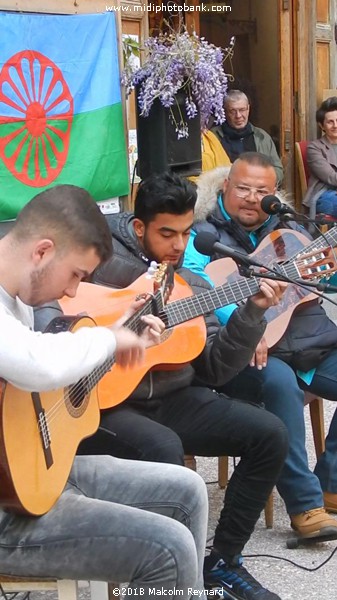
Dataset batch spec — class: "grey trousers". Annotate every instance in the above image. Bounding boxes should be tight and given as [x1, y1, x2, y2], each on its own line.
[0, 456, 208, 599]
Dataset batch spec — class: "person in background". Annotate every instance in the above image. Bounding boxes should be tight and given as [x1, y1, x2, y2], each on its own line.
[211, 89, 283, 184]
[303, 96, 337, 218]
[0, 184, 208, 598]
[188, 130, 231, 186]
[183, 151, 337, 544]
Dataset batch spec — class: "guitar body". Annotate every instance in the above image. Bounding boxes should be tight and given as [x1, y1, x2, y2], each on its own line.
[205, 229, 316, 347]
[0, 316, 100, 516]
[60, 272, 206, 410]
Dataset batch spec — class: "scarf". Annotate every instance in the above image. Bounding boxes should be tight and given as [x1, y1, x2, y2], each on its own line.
[220, 121, 256, 161]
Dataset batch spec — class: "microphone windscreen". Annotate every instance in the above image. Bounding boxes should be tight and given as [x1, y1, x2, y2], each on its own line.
[193, 231, 218, 256]
[260, 195, 281, 215]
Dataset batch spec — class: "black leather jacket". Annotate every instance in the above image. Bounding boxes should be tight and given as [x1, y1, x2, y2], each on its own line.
[91, 212, 268, 401]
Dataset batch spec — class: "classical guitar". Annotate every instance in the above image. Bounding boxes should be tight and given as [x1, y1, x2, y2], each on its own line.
[205, 227, 337, 347]
[60, 232, 337, 411]
[0, 264, 172, 516]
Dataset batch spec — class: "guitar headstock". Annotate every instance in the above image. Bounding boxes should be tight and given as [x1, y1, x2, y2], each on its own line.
[146, 261, 174, 305]
[296, 246, 337, 280]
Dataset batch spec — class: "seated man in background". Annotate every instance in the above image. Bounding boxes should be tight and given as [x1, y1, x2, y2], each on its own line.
[303, 96, 337, 218]
[211, 89, 283, 185]
[79, 171, 288, 600]
[183, 151, 337, 543]
[0, 184, 208, 598]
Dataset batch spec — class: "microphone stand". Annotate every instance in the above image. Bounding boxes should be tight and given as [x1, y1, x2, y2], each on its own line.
[280, 214, 337, 225]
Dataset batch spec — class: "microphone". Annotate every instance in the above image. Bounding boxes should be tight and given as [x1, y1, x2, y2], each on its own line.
[261, 194, 337, 226]
[193, 231, 264, 268]
[261, 195, 296, 216]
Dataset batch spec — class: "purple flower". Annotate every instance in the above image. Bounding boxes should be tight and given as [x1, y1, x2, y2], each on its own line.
[122, 29, 234, 139]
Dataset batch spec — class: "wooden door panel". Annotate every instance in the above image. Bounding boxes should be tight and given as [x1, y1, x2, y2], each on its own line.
[316, 42, 331, 104]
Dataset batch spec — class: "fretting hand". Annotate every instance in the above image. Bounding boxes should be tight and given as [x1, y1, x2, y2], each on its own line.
[250, 277, 287, 310]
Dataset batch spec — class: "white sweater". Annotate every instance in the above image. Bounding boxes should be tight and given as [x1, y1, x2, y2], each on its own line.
[0, 286, 116, 392]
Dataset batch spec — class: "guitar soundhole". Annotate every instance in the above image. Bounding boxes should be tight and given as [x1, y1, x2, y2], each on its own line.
[65, 378, 90, 418]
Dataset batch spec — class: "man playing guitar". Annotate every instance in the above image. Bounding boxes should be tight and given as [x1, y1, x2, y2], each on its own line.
[184, 151, 337, 544]
[0, 184, 210, 598]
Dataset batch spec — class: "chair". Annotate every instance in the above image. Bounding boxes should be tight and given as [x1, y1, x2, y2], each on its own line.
[294, 140, 310, 200]
[0, 577, 105, 599]
[185, 393, 325, 529]
[0, 577, 80, 599]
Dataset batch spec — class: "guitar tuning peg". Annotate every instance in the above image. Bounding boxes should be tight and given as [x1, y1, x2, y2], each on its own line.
[146, 261, 159, 277]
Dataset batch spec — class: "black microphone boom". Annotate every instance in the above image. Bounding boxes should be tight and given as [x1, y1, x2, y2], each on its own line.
[261, 195, 296, 216]
[193, 231, 265, 268]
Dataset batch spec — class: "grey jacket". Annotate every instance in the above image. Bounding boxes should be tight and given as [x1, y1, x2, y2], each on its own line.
[92, 212, 268, 401]
[302, 135, 337, 217]
[212, 123, 284, 184]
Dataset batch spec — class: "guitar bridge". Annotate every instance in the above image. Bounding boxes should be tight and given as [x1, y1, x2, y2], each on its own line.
[32, 392, 54, 469]
[38, 409, 51, 450]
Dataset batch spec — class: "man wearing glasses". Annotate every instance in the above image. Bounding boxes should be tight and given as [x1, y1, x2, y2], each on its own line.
[212, 89, 283, 184]
[183, 150, 337, 545]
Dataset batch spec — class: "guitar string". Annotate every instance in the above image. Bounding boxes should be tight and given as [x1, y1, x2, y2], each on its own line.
[40, 299, 155, 431]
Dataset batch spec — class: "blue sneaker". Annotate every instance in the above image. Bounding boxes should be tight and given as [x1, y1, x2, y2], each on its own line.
[203, 553, 281, 600]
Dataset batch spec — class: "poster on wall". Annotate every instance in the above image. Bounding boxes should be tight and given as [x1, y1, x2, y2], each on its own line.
[0, 11, 129, 220]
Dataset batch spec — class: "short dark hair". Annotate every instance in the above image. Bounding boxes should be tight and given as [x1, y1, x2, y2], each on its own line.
[13, 184, 112, 262]
[316, 97, 337, 125]
[134, 171, 197, 225]
[233, 151, 275, 170]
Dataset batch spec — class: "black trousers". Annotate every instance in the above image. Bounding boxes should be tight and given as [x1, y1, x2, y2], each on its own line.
[79, 386, 288, 560]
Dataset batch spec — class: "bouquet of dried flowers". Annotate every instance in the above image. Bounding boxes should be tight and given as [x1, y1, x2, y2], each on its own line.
[122, 28, 234, 139]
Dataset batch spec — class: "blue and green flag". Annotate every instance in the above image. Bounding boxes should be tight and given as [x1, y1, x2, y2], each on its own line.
[0, 11, 129, 219]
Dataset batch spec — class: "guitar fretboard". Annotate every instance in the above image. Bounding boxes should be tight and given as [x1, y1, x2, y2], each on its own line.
[162, 259, 301, 327]
[73, 290, 163, 394]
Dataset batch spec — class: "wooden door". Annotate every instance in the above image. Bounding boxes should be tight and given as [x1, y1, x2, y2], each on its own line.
[309, 0, 336, 138]
[280, 0, 336, 207]
[278, 0, 294, 191]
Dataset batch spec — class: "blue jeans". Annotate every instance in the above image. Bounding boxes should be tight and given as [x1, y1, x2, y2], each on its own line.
[316, 189, 337, 217]
[0, 456, 208, 599]
[221, 350, 337, 515]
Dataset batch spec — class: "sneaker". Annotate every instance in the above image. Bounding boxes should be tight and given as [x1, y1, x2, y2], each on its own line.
[291, 507, 337, 537]
[203, 553, 281, 600]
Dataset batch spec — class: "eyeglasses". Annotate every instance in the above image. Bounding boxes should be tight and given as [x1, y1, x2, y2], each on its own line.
[226, 107, 249, 116]
[232, 184, 270, 202]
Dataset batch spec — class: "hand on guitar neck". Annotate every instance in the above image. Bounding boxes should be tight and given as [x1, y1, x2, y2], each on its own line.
[249, 276, 288, 310]
[113, 297, 166, 369]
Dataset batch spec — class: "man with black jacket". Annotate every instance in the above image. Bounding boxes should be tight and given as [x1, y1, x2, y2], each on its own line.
[77, 171, 288, 600]
[183, 151, 337, 543]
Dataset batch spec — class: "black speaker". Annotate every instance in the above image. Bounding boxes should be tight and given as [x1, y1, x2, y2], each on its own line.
[135, 89, 202, 180]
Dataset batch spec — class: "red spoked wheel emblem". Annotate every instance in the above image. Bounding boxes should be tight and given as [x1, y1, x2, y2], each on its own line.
[0, 50, 73, 186]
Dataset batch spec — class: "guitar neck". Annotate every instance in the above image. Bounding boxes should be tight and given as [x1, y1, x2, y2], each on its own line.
[85, 290, 163, 391]
[163, 260, 299, 328]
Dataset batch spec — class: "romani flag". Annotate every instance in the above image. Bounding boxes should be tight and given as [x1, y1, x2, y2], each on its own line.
[0, 11, 129, 220]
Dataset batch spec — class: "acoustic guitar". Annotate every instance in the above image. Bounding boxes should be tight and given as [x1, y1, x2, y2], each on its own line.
[205, 227, 337, 347]
[60, 229, 337, 411]
[0, 264, 173, 516]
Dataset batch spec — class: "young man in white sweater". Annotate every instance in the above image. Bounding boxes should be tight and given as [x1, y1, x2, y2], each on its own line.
[0, 184, 209, 598]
